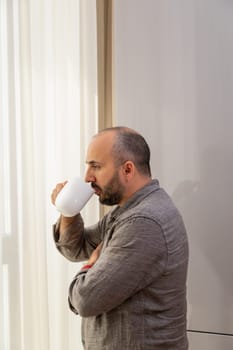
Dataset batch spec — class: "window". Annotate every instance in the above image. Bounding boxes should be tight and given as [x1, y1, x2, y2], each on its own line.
[0, 1, 98, 349]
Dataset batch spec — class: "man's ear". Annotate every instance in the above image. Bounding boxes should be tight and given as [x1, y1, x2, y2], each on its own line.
[122, 161, 134, 177]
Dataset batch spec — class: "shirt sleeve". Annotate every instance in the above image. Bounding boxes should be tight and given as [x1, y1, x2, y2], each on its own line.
[68, 215, 167, 317]
[53, 214, 102, 262]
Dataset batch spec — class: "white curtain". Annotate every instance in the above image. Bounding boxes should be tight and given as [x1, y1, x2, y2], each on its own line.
[0, 1, 98, 349]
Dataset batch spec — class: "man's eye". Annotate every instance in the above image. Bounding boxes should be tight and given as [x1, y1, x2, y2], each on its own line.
[92, 164, 100, 169]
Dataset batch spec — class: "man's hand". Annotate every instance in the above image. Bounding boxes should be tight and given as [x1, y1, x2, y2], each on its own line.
[87, 242, 103, 266]
[51, 181, 67, 205]
[51, 180, 77, 233]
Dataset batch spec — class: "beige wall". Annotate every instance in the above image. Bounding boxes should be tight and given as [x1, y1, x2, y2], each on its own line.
[113, 1, 233, 348]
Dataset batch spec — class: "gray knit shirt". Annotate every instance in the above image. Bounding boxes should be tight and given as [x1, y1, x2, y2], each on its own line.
[54, 179, 189, 350]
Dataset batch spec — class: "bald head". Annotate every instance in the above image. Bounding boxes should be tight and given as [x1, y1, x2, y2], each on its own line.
[94, 127, 151, 177]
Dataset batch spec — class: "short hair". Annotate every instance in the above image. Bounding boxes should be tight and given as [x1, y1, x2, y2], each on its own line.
[100, 126, 151, 177]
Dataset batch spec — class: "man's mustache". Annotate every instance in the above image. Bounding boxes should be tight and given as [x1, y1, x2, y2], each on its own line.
[91, 183, 101, 191]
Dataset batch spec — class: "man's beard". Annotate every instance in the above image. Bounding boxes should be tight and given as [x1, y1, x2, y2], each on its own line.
[92, 171, 125, 206]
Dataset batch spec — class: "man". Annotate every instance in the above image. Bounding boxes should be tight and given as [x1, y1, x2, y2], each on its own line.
[51, 126, 189, 350]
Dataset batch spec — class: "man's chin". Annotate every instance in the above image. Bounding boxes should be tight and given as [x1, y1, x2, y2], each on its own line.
[99, 196, 120, 206]
[99, 196, 110, 205]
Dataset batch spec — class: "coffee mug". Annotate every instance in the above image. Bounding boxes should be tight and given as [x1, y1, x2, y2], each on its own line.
[55, 176, 94, 217]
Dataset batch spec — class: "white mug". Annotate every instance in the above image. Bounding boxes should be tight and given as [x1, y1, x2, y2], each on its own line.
[55, 176, 94, 217]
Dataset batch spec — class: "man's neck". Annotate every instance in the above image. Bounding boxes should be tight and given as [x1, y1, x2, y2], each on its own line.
[119, 177, 152, 206]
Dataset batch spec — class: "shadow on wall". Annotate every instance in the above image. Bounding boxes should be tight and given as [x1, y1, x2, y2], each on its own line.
[172, 145, 233, 329]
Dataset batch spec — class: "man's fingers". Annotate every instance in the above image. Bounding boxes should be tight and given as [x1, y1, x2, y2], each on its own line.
[51, 181, 67, 205]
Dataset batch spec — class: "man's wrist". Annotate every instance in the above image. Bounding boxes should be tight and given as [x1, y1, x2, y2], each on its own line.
[81, 263, 93, 271]
[59, 214, 81, 237]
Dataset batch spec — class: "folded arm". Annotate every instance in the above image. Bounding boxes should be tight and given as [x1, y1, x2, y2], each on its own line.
[68, 216, 167, 317]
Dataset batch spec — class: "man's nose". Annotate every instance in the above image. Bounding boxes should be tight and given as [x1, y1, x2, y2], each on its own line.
[85, 169, 96, 183]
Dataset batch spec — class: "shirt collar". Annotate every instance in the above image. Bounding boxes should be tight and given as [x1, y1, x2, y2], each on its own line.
[109, 179, 160, 220]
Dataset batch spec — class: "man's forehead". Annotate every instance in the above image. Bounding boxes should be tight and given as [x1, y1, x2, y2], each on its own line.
[92, 130, 116, 143]
[86, 133, 114, 162]
[89, 132, 115, 150]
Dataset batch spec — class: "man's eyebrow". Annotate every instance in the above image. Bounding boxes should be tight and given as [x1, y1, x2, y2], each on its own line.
[86, 160, 103, 165]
